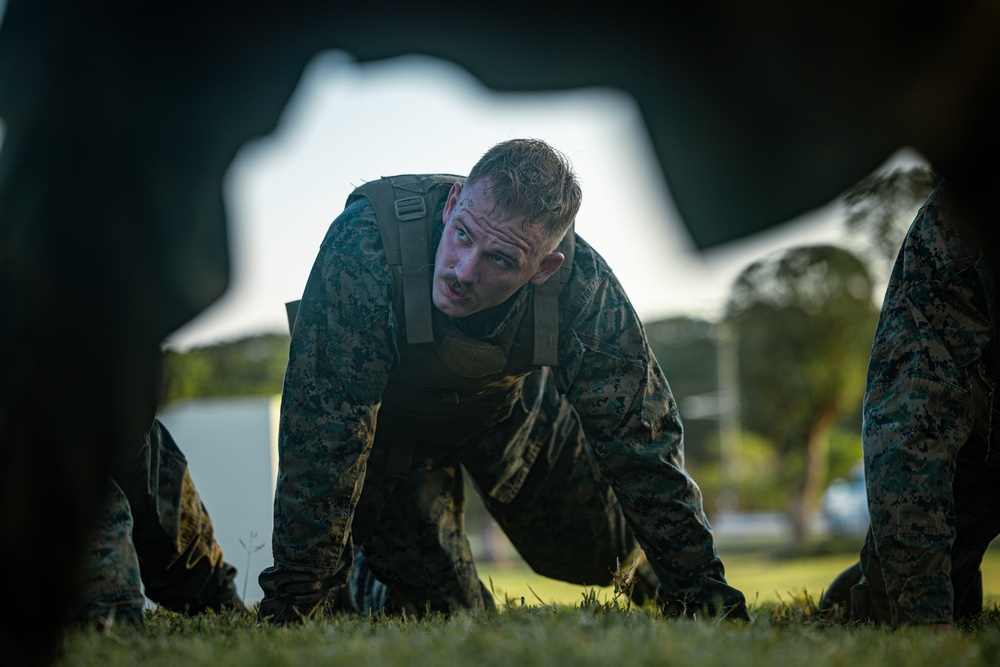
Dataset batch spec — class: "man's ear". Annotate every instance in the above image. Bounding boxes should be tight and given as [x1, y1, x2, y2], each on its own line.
[529, 252, 565, 286]
[441, 182, 463, 222]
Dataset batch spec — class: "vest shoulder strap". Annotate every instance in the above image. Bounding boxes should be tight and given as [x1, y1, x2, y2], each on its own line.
[532, 223, 574, 366]
[348, 174, 462, 345]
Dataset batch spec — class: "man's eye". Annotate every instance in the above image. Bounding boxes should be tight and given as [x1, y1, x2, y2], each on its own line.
[456, 228, 468, 240]
[491, 254, 508, 267]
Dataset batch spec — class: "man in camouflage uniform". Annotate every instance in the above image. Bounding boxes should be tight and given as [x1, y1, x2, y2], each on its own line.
[70, 418, 244, 627]
[258, 138, 747, 622]
[822, 184, 998, 629]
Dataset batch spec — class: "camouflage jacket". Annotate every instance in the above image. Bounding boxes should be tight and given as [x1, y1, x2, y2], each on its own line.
[266, 189, 744, 613]
[863, 184, 998, 625]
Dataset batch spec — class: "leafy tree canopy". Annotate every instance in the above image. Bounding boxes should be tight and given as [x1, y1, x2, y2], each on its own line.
[726, 244, 878, 451]
[840, 164, 941, 286]
[159, 332, 290, 403]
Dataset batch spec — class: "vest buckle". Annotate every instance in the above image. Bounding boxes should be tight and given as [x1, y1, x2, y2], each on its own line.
[394, 196, 427, 222]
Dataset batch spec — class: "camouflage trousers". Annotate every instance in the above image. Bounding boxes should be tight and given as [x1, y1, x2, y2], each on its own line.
[327, 368, 658, 617]
[69, 419, 242, 627]
[823, 437, 1000, 627]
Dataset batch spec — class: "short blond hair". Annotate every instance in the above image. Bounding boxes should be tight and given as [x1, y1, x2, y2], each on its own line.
[466, 138, 581, 247]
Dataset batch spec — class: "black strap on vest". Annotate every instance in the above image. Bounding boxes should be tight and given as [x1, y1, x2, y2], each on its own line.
[284, 300, 299, 332]
[533, 224, 574, 366]
[351, 174, 461, 345]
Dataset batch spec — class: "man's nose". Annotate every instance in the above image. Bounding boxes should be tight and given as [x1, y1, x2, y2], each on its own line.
[454, 253, 478, 284]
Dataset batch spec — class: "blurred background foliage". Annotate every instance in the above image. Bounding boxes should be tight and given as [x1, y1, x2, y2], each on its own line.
[160, 332, 290, 402]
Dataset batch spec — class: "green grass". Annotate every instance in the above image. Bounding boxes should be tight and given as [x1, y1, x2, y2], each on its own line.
[54, 594, 1000, 667]
[51, 543, 1000, 667]
[479, 550, 862, 609]
[480, 539, 1000, 609]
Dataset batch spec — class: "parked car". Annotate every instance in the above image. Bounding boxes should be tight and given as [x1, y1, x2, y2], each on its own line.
[820, 460, 869, 534]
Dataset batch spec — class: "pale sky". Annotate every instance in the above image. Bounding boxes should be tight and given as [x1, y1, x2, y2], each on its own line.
[164, 50, 852, 350]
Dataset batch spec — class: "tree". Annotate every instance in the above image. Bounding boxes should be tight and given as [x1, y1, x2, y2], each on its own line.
[725, 244, 879, 548]
[840, 164, 942, 289]
[159, 332, 291, 402]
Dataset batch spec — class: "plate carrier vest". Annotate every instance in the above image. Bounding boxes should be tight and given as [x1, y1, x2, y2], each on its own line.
[284, 175, 576, 538]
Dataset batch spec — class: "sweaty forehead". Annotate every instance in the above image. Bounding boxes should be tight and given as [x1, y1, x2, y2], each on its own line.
[455, 184, 519, 227]
[454, 180, 554, 252]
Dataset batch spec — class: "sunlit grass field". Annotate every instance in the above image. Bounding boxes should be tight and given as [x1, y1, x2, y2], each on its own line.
[479, 548, 864, 609]
[480, 537, 1000, 610]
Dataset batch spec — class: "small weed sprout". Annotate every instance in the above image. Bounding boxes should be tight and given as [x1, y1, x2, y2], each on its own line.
[527, 584, 559, 611]
[238, 530, 266, 602]
[610, 557, 639, 611]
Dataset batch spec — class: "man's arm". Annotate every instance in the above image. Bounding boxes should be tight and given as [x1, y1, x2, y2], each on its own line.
[259, 202, 396, 619]
[863, 193, 991, 626]
[555, 237, 747, 618]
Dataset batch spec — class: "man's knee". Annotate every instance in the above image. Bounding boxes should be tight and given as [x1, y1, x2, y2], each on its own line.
[71, 481, 146, 628]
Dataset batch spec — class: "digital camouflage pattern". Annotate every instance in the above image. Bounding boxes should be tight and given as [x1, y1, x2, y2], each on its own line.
[71, 480, 146, 626]
[847, 184, 998, 627]
[258, 188, 747, 622]
[71, 419, 243, 627]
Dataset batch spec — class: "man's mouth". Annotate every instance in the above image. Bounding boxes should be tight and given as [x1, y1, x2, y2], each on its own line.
[445, 278, 470, 302]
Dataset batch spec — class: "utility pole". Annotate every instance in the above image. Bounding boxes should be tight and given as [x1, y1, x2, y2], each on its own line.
[712, 321, 742, 511]
[676, 320, 743, 510]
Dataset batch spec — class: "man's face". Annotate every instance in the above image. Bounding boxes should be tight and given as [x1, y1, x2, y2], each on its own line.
[432, 179, 564, 319]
